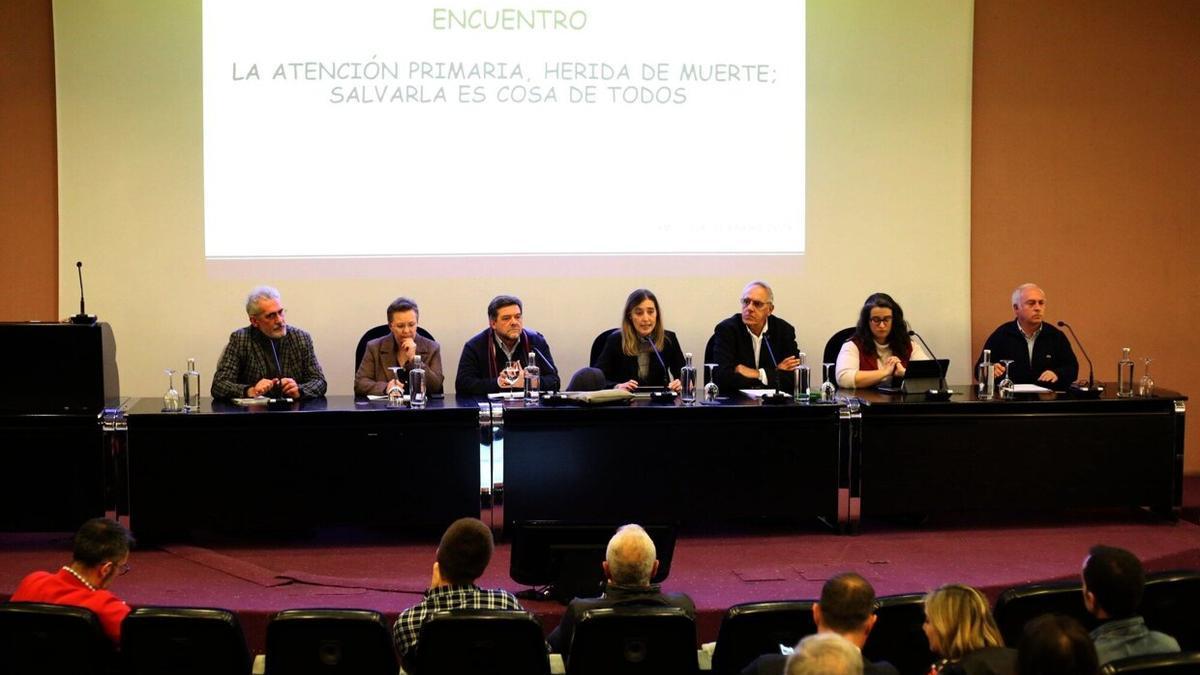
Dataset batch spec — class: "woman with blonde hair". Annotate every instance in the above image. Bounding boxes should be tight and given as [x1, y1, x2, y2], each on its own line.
[595, 288, 685, 392]
[923, 584, 1016, 675]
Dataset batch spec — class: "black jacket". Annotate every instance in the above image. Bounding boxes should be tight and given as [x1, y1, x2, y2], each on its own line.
[547, 583, 695, 657]
[595, 329, 687, 388]
[976, 320, 1078, 390]
[712, 314, 799, 392]
[454, 328, 561, 395]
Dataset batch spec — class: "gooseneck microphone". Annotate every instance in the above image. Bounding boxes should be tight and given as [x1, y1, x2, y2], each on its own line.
[523, 332, 558, 378]
[759, 332, 790, 404]
[907, 329, 951, 401]
[1057, 320, 1098, 397]
[643, 336, 672, 386]
[70, 261, 97, 325]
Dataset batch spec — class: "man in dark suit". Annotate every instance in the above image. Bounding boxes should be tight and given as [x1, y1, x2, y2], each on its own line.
[712, 280, 800, 393]
[455, 294, 561, 395]
[741, 572, 899, 675]
[975, 283, 1078, 390]
[547, 524, 695, 658]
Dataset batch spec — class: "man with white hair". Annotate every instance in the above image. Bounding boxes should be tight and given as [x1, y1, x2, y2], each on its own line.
[712, 280, 801, 393]
[211, 285, 328, 399]
[975, 282, 1078, 390]
[785, 633, 864, 675]
[546, 524, 695, 657]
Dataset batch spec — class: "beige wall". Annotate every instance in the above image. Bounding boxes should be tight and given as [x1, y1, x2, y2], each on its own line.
[0, 0, 56, 321]
[52, 1, 975, 402]
[971, 0, 1200, 471]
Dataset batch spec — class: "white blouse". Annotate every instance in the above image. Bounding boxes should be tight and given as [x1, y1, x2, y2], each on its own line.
[835, 339, 930, 389]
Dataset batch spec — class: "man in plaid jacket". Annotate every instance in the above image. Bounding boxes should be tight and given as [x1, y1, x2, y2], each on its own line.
[211, 286, 327, 400]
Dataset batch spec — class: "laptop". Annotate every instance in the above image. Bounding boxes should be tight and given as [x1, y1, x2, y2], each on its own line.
[876, 359, 950, 395]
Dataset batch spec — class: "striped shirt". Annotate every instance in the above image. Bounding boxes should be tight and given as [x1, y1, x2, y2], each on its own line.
[392, 583, 523, 660]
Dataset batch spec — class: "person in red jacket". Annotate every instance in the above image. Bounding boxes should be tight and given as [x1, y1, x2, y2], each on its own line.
[11, 517, 134, 643]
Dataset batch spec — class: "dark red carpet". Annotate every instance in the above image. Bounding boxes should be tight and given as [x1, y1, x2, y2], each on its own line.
[6, 490, 1200, 656]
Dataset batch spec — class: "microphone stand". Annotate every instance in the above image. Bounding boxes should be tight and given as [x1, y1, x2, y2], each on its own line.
[907, 330, 953, 401]
[1057, 320, 1101, 399]
[759, 332, 792, 405]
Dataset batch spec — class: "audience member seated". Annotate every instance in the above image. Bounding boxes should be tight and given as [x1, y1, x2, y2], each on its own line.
[923, 584, 1016, 675]
[547, 523, 695, 657]
[1082, 545, 1180, 666]
[742, 572, 899, 675]
[595, 288, 686, 392]
[353, 296, 444, 396]
[835, 293, 929, 389]
[1016, 614, 1099, 675]
[10, 518, 134, 644]
[786, 632, 864, 675]
[211, 285, 328, 399]
[391, 517, 523, 671]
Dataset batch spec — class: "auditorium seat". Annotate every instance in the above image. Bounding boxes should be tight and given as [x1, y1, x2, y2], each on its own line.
[265, 608, 397, 675]
[565, 606, 698, 675]
[710, 600, 816, 675]
[993, 580, 1093, 647]
[1142, 570, 1200, 651]
[122, 606, 251, 675]
[415, 609, 549, 675]
[862, 593, 935, 675]
[589, 328, 618, 367]
[1100, 651, 1200, 674]
[0, 601, 113, 675]
[822, 327, 856, 367]
[352, 325, 436, 373]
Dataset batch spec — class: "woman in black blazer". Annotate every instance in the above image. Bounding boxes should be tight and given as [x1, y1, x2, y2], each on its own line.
[596, 288, 686, 392]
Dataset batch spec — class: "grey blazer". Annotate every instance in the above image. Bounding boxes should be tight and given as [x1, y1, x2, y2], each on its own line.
[354, 333, 444, 396]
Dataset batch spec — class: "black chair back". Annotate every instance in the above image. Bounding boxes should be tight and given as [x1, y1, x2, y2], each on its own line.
[566, 606, 698, 675]
[590, 329, 618, 367]
[122, 606, 251, 675]
[265, 608, 397, 675]
[353, 325, 435, 372]
[862, 593, 934, 675]
[1142, 570, 1200, 651]
[822, 327, 856, 366]
[711, 600, 815, 675]
[993, 580, 1092, 647]
[0, 601, 113, 675]
[415, 609, 549, 675]
[1101, 651, 1200, 674]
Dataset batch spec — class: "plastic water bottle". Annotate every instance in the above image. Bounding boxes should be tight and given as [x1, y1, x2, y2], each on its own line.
[408, 354, 426, 408]
[680, 352, 696, 404]
[1117, 347, 1134, 398]
[794, 352, 811, 402]
[182, 358, 201, 411]
[523, 351, 540, 404]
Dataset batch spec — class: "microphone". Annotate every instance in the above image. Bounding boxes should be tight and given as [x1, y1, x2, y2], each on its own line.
[269, 338, 285, 398]
[1057, 320, 1100, 398]
[643, 336, 672, 386]
[69, 261, 97, 325]
[907, 329, 952, 401]
[759, 332, 791, 404]
[523, 331, 559, 378]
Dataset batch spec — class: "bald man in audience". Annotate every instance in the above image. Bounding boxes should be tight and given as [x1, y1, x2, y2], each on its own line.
[547, 524, 695, 658]
[742, 573, 898, 675]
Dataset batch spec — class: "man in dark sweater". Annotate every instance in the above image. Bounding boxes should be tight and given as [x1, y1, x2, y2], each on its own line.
[547, 524, 694, 659]
[976, 283, 1077, 390]
[741, 573, 899, 675]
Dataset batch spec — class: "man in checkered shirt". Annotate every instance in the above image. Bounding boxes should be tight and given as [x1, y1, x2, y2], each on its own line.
[392, 517, 524, 669]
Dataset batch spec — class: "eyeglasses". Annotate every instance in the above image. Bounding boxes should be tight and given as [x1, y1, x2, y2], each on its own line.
[740, 298, 769, 310]
[869, 316, 893, 325]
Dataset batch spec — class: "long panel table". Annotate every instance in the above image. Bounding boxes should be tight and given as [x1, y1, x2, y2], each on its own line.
[849, 386, 1187, 529]
[123, 396, 484, 541]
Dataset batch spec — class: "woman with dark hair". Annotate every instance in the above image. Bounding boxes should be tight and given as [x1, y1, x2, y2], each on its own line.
[596, 289, 685, 392]
[835, 292, 928, 389]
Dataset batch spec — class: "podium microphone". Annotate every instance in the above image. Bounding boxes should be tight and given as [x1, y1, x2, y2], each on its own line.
[907, 329, 952, 401]
[1057, 320, 1100, 398]
[643, 336, 672, 387]
[69, 261, 98, 325]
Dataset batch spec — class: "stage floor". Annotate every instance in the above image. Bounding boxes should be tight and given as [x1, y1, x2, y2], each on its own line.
[4, 504, 1200, 655]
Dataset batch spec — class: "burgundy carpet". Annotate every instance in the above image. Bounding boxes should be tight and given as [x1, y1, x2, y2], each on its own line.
[5, 500, 1200, 655]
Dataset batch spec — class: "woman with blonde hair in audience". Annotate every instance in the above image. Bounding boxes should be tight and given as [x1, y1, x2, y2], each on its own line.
[923, 584, 1016, 675]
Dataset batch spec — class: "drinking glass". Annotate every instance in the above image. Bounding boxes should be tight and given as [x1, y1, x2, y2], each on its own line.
[386, 366, 404, 406]
[1138, 357, 1155, 397]
[703, 363, 719, 403]
[998, 360, 1015, 398]
[503, 360, 521, 393]
[163, 369, 181, 411]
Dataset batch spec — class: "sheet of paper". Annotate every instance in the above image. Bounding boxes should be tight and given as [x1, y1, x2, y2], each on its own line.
[1011, 383, 1052, 393]
[741, 389, 792, 398]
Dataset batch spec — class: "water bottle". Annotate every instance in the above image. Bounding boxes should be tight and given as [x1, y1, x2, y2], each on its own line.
[408, 354, 426, 408]
[523, 351, 540, 403]
[680, 352, 696, 404]
[1117, 347, 1134, 398]
[182, 358, 201, 411]
[794, 352, 811, 402]
[979, 349, 995, 400]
